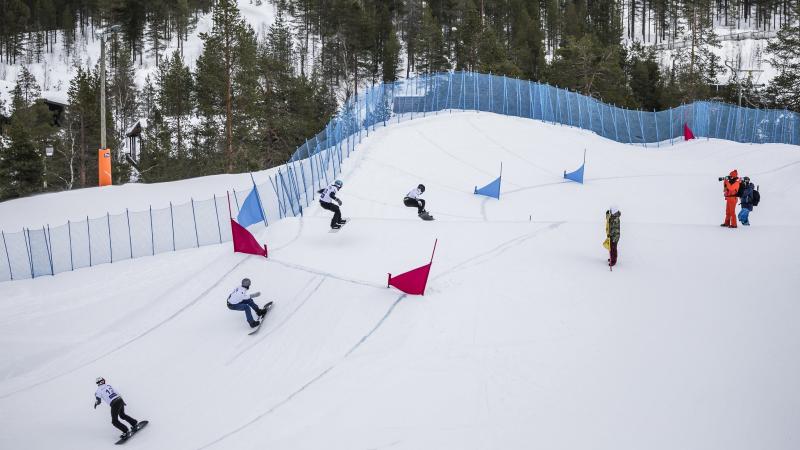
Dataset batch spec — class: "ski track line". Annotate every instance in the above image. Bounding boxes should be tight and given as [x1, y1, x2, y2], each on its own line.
[266, 257, 387, 290]
[199, 293, 407, 450]
[0, 253, 252, 400]
[226, 277, 327, 365]
[466, 117, 560, 177]
[359, 157, 472, 194]
[345, 192, 484, 221]
[430, 222, 565, 282]
[415, 129, 522, 186]
[201, 224, 564, 448]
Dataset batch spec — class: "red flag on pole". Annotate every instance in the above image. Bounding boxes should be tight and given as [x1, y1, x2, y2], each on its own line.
[231, 219, 268, 257]
[683, 123, 695, 141]
[387, 239, 437, 295]
[227, 191, 267, 257]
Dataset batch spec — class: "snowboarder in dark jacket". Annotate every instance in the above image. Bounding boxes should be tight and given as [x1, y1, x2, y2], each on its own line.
[606, 206, 621, 267]
[737, 177, 755, 226]
[317, 180, 347, 229]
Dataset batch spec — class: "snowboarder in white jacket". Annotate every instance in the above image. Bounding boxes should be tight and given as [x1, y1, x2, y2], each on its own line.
[404, 184, 432, 220]
[317, 180, 347, 229]
[227, 278, 268, 328]
[94, 377, 140, 439]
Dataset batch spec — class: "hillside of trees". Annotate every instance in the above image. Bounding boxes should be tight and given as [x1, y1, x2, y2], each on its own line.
[0, 0, 798, 201]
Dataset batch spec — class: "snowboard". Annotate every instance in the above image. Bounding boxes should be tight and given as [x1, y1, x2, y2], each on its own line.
[115, 420, 148, 445]
[328, 218, 350, 233]
[418, 212, 435, 221]
[248, 302, 273, 335]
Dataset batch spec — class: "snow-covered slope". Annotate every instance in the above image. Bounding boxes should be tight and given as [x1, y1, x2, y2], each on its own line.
[0, 113, 798, 449]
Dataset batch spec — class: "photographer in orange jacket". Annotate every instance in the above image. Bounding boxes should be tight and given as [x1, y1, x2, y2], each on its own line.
[720, 170, 741, 228]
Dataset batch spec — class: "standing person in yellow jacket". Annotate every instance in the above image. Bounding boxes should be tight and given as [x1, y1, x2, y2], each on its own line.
[721, 170, 741, 228]
[605, 206, 621, 268]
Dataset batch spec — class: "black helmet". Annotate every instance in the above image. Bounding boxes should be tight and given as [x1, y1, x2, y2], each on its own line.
[743, 176, 750, 183]
[96, 377, 105, 386]
[241, 278, 251, 289]
[418, 184, 425, 193]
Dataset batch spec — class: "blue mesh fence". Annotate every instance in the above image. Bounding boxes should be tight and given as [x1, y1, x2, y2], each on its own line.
[1, 71, 797, 283]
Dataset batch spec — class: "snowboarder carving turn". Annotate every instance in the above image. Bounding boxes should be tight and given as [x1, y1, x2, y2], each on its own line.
[94, 377, 145, 441]
[227, 278, 269, 329]
[318, 180, 348, 230]
[404, 184, 434, 220]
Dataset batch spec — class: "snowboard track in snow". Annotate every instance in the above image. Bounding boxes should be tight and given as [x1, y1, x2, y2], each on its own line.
[0, 253, 252, 400]
[201, 224, 564, 447]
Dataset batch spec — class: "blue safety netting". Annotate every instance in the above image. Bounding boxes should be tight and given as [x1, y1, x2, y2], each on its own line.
[2, 71, 797, 283]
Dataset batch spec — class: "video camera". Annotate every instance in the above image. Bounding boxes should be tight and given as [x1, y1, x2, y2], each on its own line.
[718, 176, 733, 182]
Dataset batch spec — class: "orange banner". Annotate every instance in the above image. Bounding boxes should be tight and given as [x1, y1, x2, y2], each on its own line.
[98, 148, 112, 186]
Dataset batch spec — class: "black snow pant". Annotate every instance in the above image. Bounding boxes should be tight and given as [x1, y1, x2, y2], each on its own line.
[609, 240, 618, 267]
[110, 398, 138, 434]
[319, 201, 342, 228]
[403, 197, 426, 214]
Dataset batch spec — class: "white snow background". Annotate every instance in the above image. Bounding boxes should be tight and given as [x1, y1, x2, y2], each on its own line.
[0, 112, 799, 449]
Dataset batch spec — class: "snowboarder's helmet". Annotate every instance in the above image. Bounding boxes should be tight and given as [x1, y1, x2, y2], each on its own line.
[418, 184, 425, 193]
[334, 180, 343, 188]
[241, 278, 251, 289]
[96, 377, 105, 386]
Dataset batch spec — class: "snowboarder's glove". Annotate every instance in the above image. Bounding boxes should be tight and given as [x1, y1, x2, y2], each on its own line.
[94, 398, 101, 409]
[250, 291, 261, 298]
[336, 199, 342, 206]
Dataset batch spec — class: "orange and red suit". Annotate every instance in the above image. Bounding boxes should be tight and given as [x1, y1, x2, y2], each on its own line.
[723, 170, 741, 228]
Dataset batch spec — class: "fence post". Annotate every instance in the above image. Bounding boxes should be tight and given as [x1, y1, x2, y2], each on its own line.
[489, 73, 494, 112]
[149, 206, 155, 255]
[623, 109, 633, 144]
[472, 72, 481, 112]
[1, 231, 12, 280]
[577, 91, 583, 128]
[638, 109, 646, 147]
[502, 75, 507, 115]
[87, 217, 92, 267]
[566, 90, 573, 126]
[126, 209, 133, 259]
[540, 84, 546, 121]
[462, 70, 466, 110]
[67, 220, 74, 270]
[598, 100, 605, 137]
[191, 198, 200, 248]
[24, 228, 34, 278]
[527, 81, 533, 119]
[213, 195, 222, 243]
[45, 225, 54, 275]
[611, 105, 619, 141]
[447, 71, 453, 112]
[586, 95, 592, 131]
[669, 107, 673, 145]
[169, 202, 176, 252]
[654, 109, 660, 147]
[107, 213, 113, 263]
[555, 86, 561, 124]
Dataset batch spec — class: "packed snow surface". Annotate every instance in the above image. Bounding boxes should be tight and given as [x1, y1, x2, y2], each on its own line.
[1, 112, 799, 449]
